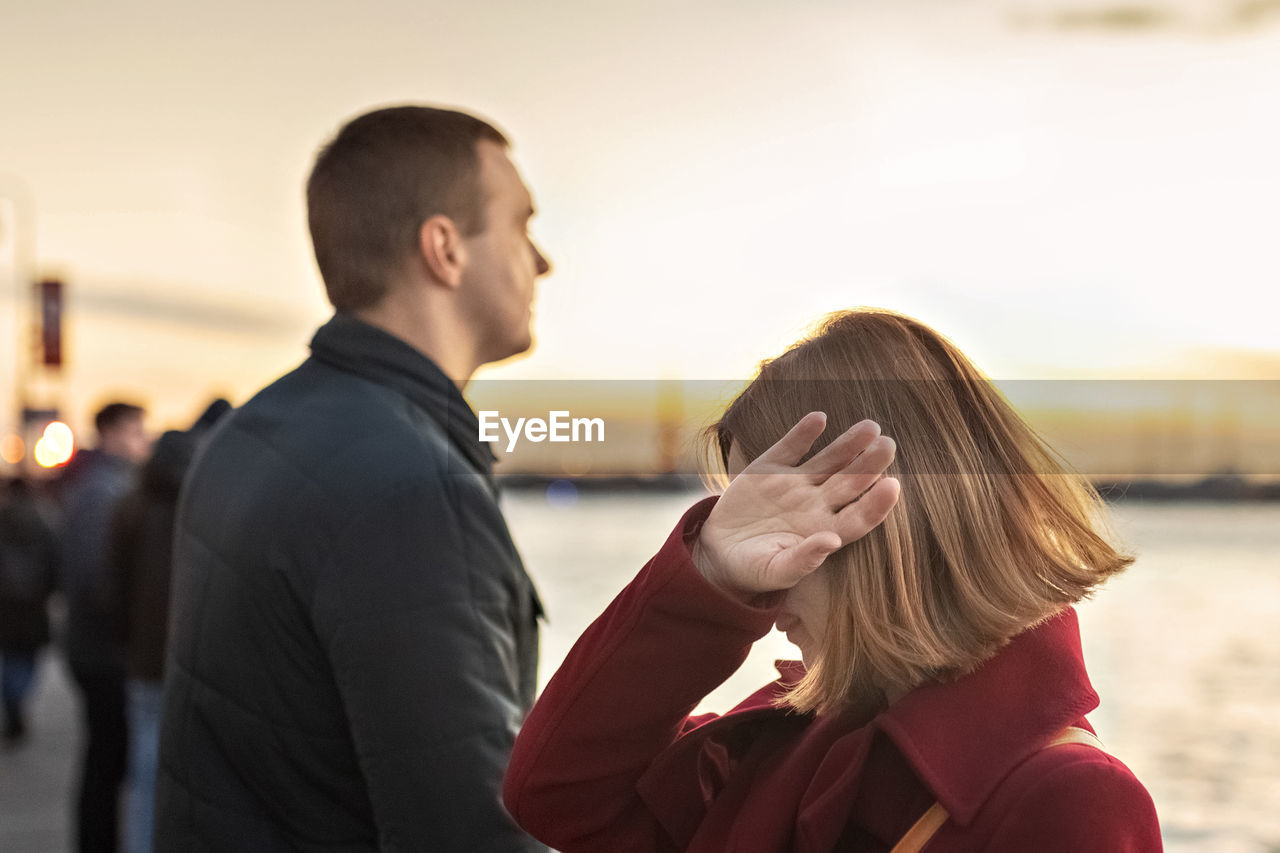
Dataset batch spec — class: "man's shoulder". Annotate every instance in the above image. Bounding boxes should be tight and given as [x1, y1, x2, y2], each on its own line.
[242, 356, 410, 424]
[60, 452, 134, 512]
[195, 357, 475, 506]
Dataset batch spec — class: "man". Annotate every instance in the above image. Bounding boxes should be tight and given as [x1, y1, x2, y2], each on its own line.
[107, 399, 230, 853]
[156, 106, 551, 851]
[58, 401, 150, 853]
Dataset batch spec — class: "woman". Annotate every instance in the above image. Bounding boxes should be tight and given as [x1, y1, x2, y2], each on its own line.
[504, 309, 1161, 852]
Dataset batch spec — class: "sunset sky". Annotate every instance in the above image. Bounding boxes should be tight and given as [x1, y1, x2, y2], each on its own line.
[2, 0, 1279, 444]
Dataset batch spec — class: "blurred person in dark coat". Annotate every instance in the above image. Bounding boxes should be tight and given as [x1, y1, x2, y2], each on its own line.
[106, 399, 229, 853]
[0, 477, 58, 744]
[58, 401, 150, 853]
[156, 106, 552, 852]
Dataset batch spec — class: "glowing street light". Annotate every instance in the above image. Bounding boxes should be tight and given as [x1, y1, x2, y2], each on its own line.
[33, 420, 74, 468]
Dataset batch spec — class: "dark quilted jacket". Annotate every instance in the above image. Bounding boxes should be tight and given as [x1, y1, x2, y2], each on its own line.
[155, 313, 545, 852]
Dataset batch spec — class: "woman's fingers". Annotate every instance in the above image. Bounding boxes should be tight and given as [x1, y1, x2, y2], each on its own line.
[831, 476, 900, 544]
[769, 530, 843, 587]
[703, 413, 898, 594]
[822, 436, 896, 508]
[753, 412, 828, 467]
[801, 419, 881, 481]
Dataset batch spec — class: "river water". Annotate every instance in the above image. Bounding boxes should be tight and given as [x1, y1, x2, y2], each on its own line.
[503, 491, 1280, 853]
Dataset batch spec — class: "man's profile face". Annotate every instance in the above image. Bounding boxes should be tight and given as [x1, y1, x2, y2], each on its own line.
[458, 140, 551, 364]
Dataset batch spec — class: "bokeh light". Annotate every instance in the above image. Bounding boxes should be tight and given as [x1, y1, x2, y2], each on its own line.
[0, 434, 24, 465]
[33, 421, 75, 468]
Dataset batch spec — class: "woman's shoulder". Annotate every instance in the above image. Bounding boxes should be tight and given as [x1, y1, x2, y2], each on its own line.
[970, 741, 1162, 851]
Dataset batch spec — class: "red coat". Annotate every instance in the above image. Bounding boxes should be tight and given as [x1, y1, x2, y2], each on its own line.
[505, 498, 1163, 852]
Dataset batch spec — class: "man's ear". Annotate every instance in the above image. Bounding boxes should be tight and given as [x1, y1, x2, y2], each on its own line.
[418, 214, 466, 288]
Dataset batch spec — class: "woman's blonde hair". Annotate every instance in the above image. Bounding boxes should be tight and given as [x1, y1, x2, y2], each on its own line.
[704, 309, 1132, 715]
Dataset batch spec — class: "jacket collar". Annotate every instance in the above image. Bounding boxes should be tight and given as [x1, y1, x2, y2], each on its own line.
[785, 609, 1097, 851]
[856, 607, 1098, 826]
[641, 610, 1097, 851]
[308, 313, 497, 477]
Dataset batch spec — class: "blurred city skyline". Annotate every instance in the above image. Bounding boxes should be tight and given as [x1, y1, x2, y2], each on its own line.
[3, 0, 1279, 448]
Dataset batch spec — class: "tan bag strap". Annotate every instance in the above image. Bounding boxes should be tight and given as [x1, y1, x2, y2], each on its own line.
[887, 726, 1103, 853]
[1045, 726, 1104, 751]
[889, 803, 949, 853]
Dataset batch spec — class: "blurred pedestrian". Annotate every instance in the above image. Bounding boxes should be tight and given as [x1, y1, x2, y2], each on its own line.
[157, 106, 552, 851]
[58, 401, 149, 853]
[0, 477, 58, 744]
[107, 399, 229, 853]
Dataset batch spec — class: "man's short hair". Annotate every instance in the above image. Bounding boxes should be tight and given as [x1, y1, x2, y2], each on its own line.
[95, 402, 145, 434]
[306, 105, 510, 313]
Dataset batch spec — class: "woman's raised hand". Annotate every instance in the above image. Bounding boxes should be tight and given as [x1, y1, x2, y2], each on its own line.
[693, 413, 900, 599]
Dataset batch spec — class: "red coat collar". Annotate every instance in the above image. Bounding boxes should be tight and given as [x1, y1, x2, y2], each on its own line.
[640, 609, 1098, 851]
[791, 607, 1098, 850]
[869, 608, 1098, 825]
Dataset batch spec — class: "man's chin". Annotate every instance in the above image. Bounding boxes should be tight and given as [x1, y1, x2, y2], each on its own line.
[487, 331, 535, 367]
[512, 327, 535, 358]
